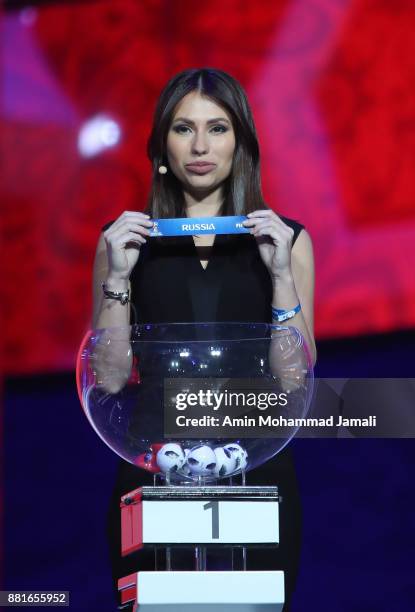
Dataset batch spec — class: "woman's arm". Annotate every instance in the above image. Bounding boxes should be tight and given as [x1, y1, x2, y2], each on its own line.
[271, 229, 316, 366]
[91, 212, 153, 393]
[267, 229, 316, 393]
[91, 233, 134, 394]
[93, 232, 131, 330]
[243, 211, 316, 366]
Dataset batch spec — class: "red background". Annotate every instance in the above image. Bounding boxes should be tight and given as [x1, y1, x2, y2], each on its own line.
[2, 0, 415, 374]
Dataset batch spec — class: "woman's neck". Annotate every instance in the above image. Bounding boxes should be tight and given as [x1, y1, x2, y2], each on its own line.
[184, 189, 224, 218]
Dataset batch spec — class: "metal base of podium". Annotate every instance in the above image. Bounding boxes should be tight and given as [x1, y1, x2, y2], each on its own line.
[118, 570, 284, 611]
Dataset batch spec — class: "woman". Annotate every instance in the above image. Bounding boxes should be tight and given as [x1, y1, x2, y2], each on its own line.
[92, 68, 316, 610]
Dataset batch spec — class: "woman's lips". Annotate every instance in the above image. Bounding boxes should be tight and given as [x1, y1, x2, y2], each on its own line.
[185, 163, 216, 174]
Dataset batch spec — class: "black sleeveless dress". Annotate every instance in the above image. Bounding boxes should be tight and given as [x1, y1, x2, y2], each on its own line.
[105, 215, 305, 611]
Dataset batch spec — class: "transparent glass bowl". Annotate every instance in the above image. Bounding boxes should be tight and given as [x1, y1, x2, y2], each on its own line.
[76, 323, 313, 483]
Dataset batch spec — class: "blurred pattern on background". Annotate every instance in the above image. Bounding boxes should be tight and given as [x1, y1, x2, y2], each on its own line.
[3, 3, 415, 611]
[2, 0, 415, 374]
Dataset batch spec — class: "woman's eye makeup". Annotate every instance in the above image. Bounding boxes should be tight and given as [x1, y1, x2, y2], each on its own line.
[211, 124, 228, 133]
[172, 124, 229, 134]
[172, 124, 191, 134]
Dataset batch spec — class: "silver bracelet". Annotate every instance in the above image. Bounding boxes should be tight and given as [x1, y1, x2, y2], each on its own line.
[101, 281, 130, 306]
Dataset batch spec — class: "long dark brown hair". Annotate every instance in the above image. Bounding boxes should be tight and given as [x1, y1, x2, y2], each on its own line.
[145, 68, 267, 218]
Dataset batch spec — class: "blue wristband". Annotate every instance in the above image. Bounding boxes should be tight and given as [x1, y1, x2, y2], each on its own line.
[272, 303, 301, 323]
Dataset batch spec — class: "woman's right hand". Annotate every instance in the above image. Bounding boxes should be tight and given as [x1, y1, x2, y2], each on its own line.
[103, 211, 154, 280]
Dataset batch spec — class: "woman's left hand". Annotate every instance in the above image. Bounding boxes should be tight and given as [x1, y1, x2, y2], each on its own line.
[243, 210, 294, 280]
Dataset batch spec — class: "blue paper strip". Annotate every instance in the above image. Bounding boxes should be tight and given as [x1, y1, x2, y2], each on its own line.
[149, 215, 249, 237]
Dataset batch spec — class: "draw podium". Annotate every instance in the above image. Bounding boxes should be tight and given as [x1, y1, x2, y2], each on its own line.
[118, 485, 284, 611]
